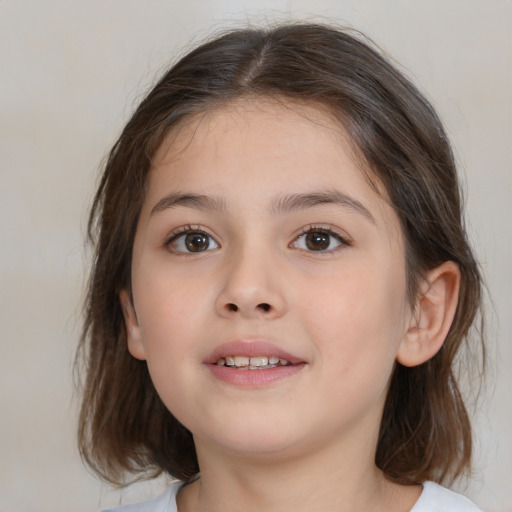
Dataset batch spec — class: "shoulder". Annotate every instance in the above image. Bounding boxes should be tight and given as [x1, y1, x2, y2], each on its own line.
[411, 482, 483, 512]
[99, 482, 182, 512]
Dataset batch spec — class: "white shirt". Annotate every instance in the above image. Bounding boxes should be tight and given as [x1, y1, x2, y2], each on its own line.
[101, 480, 482, 511]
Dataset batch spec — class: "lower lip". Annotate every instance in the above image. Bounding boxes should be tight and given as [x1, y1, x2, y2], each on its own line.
[206, 363, 305, 387]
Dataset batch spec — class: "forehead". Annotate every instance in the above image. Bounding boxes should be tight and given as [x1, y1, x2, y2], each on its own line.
[154, 98, 357, 170]
[146, 99, 398, 234]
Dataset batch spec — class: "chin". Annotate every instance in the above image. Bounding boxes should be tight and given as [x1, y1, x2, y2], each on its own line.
[196, 417, 304, 458]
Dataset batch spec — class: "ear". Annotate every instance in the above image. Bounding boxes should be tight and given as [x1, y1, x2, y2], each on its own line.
[397, 261, 460, 367]
[119, 289, 146, 360]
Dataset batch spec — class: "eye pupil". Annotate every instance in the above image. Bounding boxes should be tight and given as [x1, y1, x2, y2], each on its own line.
[185, 233, 209, 252]
[305, 232, 330, 251]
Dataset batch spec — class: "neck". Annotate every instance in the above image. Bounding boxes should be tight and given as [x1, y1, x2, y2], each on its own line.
[177, 431, 421, 512]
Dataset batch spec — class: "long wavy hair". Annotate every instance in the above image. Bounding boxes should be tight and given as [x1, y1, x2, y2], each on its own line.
[77, 23, 484, 486]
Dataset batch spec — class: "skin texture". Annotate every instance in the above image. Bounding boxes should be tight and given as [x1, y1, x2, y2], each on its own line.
[120, 100, 460, 512]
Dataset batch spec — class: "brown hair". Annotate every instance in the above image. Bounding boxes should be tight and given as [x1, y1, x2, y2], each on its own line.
[77, 23, 484, 486]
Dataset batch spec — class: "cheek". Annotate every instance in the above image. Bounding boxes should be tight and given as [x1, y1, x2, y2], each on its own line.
[133, 280, 207, 422]
[135, 256, 209, 320]
[301, 262, 408, 377]
[132, 262, 213, 368]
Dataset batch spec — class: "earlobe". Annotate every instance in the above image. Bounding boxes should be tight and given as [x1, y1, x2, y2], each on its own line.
[119, 289, 147, 361]
[397, 261, 460, 367]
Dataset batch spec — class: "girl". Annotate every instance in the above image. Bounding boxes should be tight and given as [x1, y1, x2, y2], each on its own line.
[78, 23, 485, 511]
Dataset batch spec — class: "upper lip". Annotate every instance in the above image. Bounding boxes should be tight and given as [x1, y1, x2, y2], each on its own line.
[204, 340, 304, 365]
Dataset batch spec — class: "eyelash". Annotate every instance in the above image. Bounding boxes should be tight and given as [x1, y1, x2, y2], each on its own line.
[164, 224, 352, 255]
[290, 225, 352, 253]
[165, 225, 219, 255]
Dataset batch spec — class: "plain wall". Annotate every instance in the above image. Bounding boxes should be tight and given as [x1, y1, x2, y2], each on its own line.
[0, 1, 510, 511]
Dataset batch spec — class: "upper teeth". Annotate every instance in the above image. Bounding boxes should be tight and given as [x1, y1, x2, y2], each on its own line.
[216, 356, 291, 368]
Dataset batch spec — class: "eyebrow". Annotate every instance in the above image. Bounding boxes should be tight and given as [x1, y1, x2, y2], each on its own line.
[150, 192, 227, 215]
[150, 189, 375, 224]
[271, 190, 375, 224]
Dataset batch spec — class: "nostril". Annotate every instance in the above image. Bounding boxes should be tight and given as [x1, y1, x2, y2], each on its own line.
[224, 303, 271, 313]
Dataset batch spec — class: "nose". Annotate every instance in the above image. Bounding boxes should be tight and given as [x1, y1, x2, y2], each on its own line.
[215, 244, 286, 320]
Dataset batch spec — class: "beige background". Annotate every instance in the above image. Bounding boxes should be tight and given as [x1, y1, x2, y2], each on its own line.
[1, 1, 511, 511]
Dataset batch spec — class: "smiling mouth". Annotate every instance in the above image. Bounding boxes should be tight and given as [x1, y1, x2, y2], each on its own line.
[216, 355, 292, 369]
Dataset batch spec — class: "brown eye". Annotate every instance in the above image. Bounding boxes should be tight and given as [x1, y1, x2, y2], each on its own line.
[167, 230, 220, 253]
[291, 228, 347, 252]
[185, 233, 209, 252]
[305, 232, 330, 251]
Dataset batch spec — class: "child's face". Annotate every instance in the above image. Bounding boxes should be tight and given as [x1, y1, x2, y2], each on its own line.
[123, 100, 414, 462]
